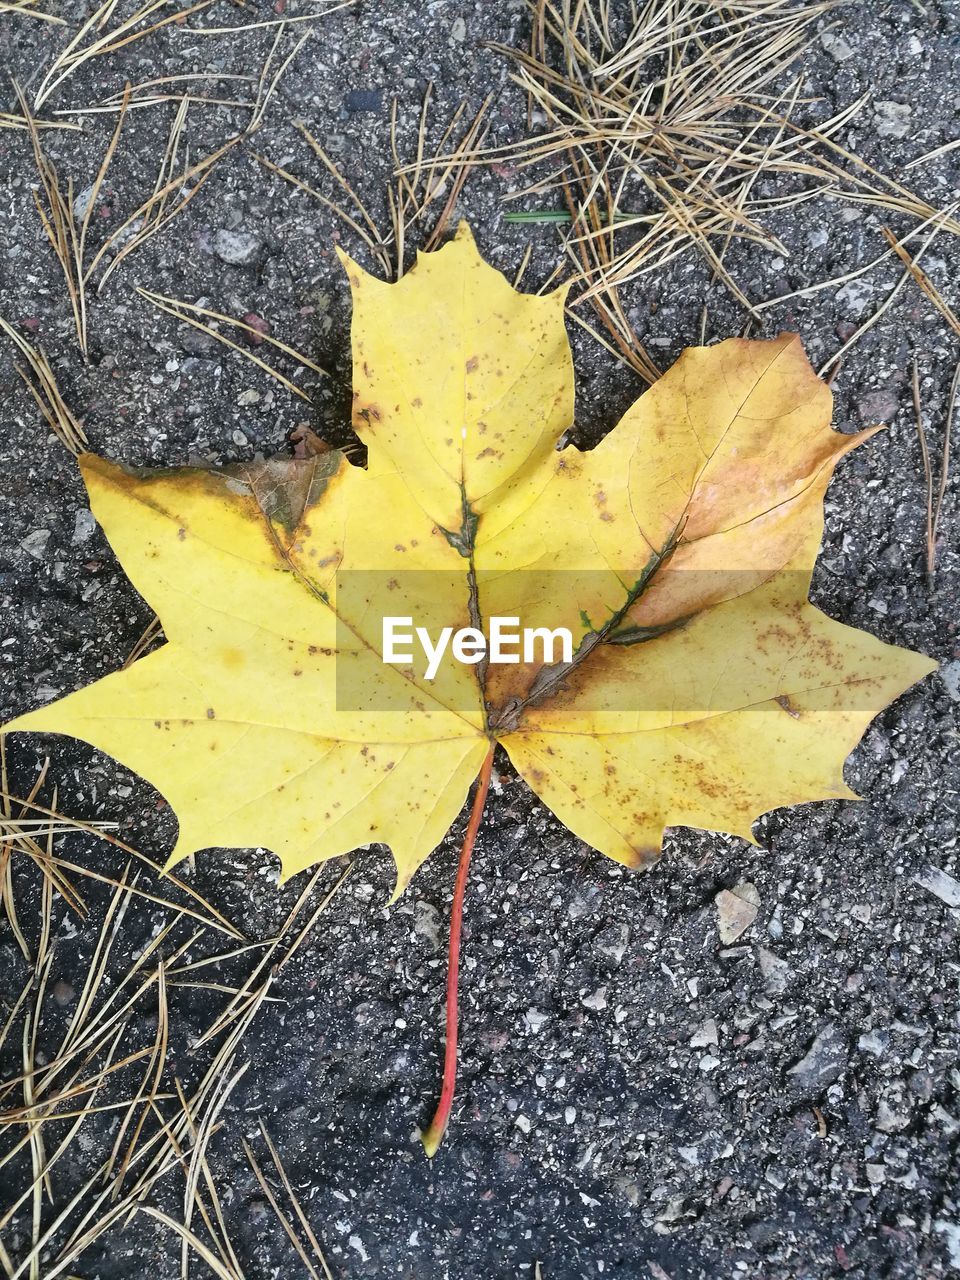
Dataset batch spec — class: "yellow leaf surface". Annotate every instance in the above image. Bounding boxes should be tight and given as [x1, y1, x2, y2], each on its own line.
[3, 223, 936, 893]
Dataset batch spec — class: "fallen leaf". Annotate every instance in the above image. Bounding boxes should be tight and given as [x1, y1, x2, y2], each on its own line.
[2, 223, 937, 1148]
[289, 423, 332, 459]
[5, 220, 942, 880]
[6, 223, 933, 885]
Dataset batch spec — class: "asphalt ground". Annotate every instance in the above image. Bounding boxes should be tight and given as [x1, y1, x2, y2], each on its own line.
[1, 3, 959, 1277]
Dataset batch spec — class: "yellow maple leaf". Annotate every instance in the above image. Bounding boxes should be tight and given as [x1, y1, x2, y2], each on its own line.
[3, 222, 935, 1152]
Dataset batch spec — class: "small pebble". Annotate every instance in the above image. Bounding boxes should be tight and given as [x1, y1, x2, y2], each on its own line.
[912, 866, 960, 909]
[715, 883, 759, 944]
[581, 986, 608, 1012]
[524, 1008, 549, 1033]
[757, 947, 790, 996]
[876, 1099, 910, 1133]
[787, 1023, 848, 1093]
[52, 981, 75, 1007]
[214, 229, 263, 267]
[934, 1222, 960, 1269]
[72, 183, 96, 223]
[72, 509, 96, 545]
[836, 279, 875, 318]
[858, 1029, 888, 1057]
[21, 529, 50, 559]
[820, 30, 853, 61]
[242, 312, 270, 345]
[874, 101, 911, 140]
[413, 900, 441, 949]
[690, 1018, 718, 1048]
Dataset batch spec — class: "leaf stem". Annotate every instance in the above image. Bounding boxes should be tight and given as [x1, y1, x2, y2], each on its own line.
[421, 742, 495, 1157]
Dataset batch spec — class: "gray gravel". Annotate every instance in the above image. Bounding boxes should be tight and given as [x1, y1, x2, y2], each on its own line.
[1, 2, 959, 1278]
